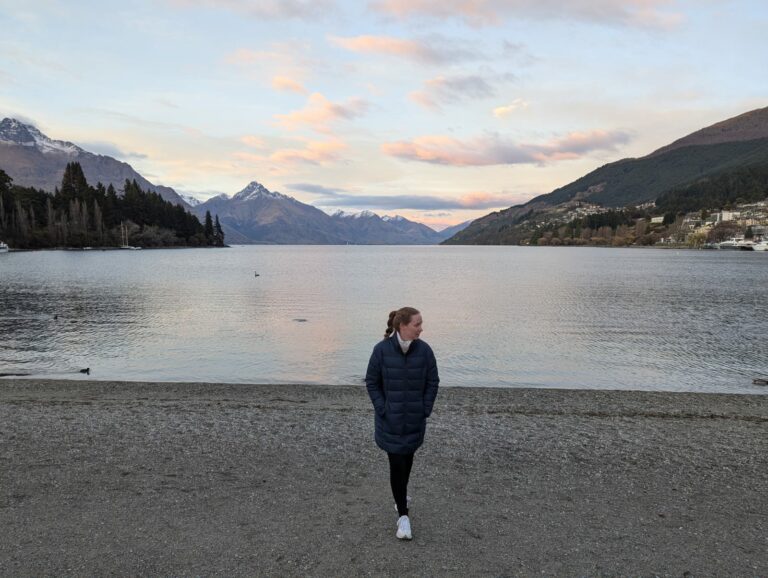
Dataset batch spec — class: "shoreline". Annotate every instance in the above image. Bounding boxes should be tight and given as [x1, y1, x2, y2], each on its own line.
[2, 380, 766, 576]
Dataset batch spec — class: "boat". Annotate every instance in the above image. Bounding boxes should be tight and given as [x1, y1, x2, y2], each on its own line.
[716, 239, 740, 250]
[0, 241, 8, 253]
[753, 240, 768, 252]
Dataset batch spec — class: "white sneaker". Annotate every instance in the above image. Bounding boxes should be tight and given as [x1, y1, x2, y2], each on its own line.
[393, 495, 412, 512]
[396, 515, 412, 540]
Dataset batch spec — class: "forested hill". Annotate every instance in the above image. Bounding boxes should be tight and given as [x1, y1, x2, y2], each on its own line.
[0, 162, 224, 249]
[445, 105, 768, 245]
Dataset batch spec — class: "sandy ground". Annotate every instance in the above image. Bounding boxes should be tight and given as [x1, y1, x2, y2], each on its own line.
[0, 380, 766, 577]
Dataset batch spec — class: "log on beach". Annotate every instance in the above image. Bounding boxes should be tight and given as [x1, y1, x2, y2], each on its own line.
[1, 380, 766, 576]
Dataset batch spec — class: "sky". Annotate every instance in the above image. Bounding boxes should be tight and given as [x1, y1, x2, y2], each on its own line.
[1, 1, 766, 229]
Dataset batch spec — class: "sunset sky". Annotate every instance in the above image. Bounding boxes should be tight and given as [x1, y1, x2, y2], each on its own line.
[1, 0, 766, 229]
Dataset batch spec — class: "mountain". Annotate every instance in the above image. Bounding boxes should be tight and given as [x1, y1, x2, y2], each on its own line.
[179, 193, 202, 207]
[194, 182, 347, 244]
[446, 106, 768, 245]
[0, 118, 189, 208]
[437, 219, 473, 240]
[194, 182, 445, 244]
[330, 210, 444, 244]
[650, 107, 768, 157]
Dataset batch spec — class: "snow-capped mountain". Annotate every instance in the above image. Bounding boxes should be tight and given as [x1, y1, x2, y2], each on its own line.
[179, 193, 202, 207]
[330, 209, 444, 244]
[194, 181, 347, 244]
[0, 117, 189, 208]
[0, 118, 83, 155]
[233, 181, 295, 202]
[195, 182, 446, 244]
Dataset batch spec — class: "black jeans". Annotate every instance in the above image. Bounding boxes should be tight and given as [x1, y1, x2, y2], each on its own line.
[387, 452, 414, 517]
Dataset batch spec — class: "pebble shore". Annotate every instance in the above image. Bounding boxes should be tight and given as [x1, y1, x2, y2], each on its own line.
[1, 380, 766, 576]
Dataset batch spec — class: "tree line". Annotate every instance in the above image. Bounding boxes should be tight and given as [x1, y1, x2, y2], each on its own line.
[0, 162, 224, 249]
[529, 208, 660, 246]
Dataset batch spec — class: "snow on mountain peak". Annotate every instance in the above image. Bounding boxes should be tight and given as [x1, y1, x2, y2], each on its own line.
[382, 215, 406, 222]
[0, 117, 83, 155]
[179, 193, 202, 207]
[233, 181, 293, 202]
[332, 209, 381, 219]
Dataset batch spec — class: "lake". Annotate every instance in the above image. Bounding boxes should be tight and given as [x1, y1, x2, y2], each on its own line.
[1, 245, 766, 394]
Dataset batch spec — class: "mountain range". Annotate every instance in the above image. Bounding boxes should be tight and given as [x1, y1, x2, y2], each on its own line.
[191, 182, 459, 244]
[446, 106, 768, 244]
[0, 118, 465, 244]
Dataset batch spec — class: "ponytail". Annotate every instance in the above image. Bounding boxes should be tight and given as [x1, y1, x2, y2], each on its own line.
[382, 307, 420, 340]
[383, 310, 397, 339]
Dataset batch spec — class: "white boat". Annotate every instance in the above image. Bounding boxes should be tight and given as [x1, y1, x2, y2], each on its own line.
[716, 239, 740, 250]
[738, 240, 755, 251]
[0, 241, 8, 253]
[753, 240, 768, 252]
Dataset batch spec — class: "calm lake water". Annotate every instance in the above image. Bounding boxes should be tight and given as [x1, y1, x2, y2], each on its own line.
[1, 245, 766, 394]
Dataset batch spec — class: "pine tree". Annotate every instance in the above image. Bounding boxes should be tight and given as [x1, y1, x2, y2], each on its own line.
[214, 215, 224, 246]
[59, 162, 89, 202]
[204, 210, 214, 242]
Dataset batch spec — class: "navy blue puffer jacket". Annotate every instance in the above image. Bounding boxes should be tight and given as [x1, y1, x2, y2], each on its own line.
[365, 334, 440, 454]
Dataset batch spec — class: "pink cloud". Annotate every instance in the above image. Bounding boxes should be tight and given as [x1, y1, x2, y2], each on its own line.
[493, 99, 529, 117]
[370, 0, 682, 29]
[382, 130, 632, 166]
[272, 76, 308, 94]
[275, 92, 368, 133]
[330, 35, 476, 64]
[234, 138, 347, 166]
[269, 139, 347, 164]
[240, 135, 267, 149]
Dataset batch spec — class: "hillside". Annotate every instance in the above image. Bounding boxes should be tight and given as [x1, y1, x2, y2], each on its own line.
[651, 106, 768, 156]
[446, 106, 768, 245]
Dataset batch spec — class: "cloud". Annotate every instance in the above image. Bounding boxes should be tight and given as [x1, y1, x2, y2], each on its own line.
[168, 0, 335, 20]
[240, 135, 267, 149]
[269, 139, 347, 164]
[329, 34, 478, 65]
[80, 141, 148, 160]
[493, 98, 529, 117]
[155, 97, 180, 109]
[286, 183, 349, 195]
[369, 0, 683, 29]
[275, 93, 368, 133]
[311, 189, 527, 210]
[382, 130, 632, 166]
[235, 139, 347, 166]
[411, 73, 515, 108]
[272, 76, 308, 94]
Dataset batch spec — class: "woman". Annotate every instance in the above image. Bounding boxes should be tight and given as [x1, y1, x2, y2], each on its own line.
[365, 307, 440, 540]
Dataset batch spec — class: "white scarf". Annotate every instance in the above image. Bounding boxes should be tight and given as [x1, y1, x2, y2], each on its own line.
[396, 331, 412, 353]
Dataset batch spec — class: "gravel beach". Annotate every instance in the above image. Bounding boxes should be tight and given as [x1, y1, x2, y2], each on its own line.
[1, 380, 766, 577]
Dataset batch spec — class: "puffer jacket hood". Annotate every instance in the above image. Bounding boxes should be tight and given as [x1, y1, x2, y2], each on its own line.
[365, 334, 440, 454]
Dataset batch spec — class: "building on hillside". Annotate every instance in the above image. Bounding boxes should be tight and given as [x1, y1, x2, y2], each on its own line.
[716, 210, 740, 222]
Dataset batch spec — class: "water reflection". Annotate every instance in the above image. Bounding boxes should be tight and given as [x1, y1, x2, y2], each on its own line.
[0, 246, 766, 393]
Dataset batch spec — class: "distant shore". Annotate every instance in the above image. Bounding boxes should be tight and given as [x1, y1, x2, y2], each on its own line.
[1, 380, 766, 576]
